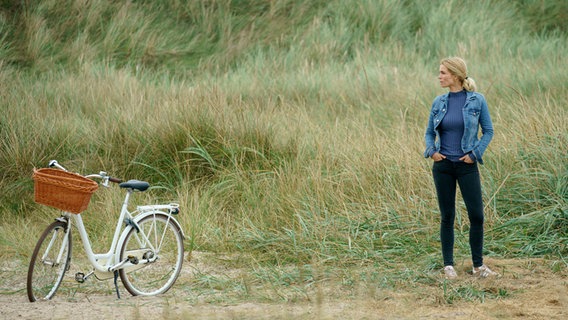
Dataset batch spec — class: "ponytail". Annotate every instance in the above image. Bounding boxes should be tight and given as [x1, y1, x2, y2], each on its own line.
[463, 77, 477, 92]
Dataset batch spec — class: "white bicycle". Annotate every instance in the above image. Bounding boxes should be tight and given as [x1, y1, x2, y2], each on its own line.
[27, 160, 185, 302]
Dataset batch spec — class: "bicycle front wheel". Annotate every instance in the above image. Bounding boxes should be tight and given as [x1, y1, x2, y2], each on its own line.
[119, 213, 184, 296]
[27, 220, 72, 302]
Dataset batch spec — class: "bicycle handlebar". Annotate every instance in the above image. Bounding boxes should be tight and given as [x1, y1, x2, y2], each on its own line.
[48, 160, 123, 185]
[48, 160, 66, 171]
[109, 177, 123, 184]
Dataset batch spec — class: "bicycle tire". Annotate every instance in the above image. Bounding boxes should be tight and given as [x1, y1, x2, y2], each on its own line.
[27, 220, 72, 302]
[119, 213, 184, 296]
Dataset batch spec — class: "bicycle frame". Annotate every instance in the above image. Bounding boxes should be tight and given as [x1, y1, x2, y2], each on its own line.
[63, 191, 182, 280]
[67, 188, 133, 279]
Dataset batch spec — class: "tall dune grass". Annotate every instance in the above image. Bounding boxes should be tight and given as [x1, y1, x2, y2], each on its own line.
[0, 0, 566, 275]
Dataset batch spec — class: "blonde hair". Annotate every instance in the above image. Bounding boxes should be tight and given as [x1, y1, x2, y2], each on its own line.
[440, 57, 477, 92]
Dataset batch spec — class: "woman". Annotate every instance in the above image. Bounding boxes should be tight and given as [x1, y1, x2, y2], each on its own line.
[424, 57, 498, 279]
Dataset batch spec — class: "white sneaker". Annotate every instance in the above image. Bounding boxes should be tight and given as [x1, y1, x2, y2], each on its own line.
[472, 265, 500, 278]
[444, 266, 457, 279]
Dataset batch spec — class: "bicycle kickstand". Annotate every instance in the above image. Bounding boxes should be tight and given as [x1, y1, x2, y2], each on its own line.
[113, 270, 121, 299]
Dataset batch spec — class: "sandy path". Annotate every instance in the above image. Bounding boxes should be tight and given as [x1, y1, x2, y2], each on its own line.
[1, 257, 567, 319]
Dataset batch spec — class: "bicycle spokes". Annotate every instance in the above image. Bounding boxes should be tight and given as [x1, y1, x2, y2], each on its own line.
[119, 213, 184, 296]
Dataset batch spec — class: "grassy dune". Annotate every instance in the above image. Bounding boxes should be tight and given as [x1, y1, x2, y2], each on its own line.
[1, 0, 566, 300]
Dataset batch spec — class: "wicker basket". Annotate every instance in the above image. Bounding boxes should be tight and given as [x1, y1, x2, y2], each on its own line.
[33, 168, 99, 214]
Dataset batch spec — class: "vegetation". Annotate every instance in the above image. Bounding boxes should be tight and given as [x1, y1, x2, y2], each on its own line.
[0, 0, 566, 304]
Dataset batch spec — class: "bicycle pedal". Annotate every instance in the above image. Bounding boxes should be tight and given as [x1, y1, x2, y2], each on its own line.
[127, 255, 139, 265]
[75, 272, 86, 283]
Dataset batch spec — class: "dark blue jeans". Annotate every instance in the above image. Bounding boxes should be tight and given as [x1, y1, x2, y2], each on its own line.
[432, 159, 484, 268]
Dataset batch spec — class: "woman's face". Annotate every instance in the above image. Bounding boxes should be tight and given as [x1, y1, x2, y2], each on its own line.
[438, 64, 459, 89]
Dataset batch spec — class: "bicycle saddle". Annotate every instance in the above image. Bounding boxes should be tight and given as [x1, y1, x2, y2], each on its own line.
[119, 180, 150, 191]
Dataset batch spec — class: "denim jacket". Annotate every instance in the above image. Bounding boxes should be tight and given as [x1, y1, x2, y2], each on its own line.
[424, 91, 494, 164]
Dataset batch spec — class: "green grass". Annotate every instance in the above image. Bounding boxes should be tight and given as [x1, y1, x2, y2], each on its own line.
[0, 0, 567, 301]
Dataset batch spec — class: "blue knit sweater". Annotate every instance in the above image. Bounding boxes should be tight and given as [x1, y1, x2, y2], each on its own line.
[438, 90, 467, 162]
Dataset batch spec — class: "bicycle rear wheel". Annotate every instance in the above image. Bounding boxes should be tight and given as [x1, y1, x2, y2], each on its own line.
[119, 213, 184, 296]
[27, 220, 72, 302]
